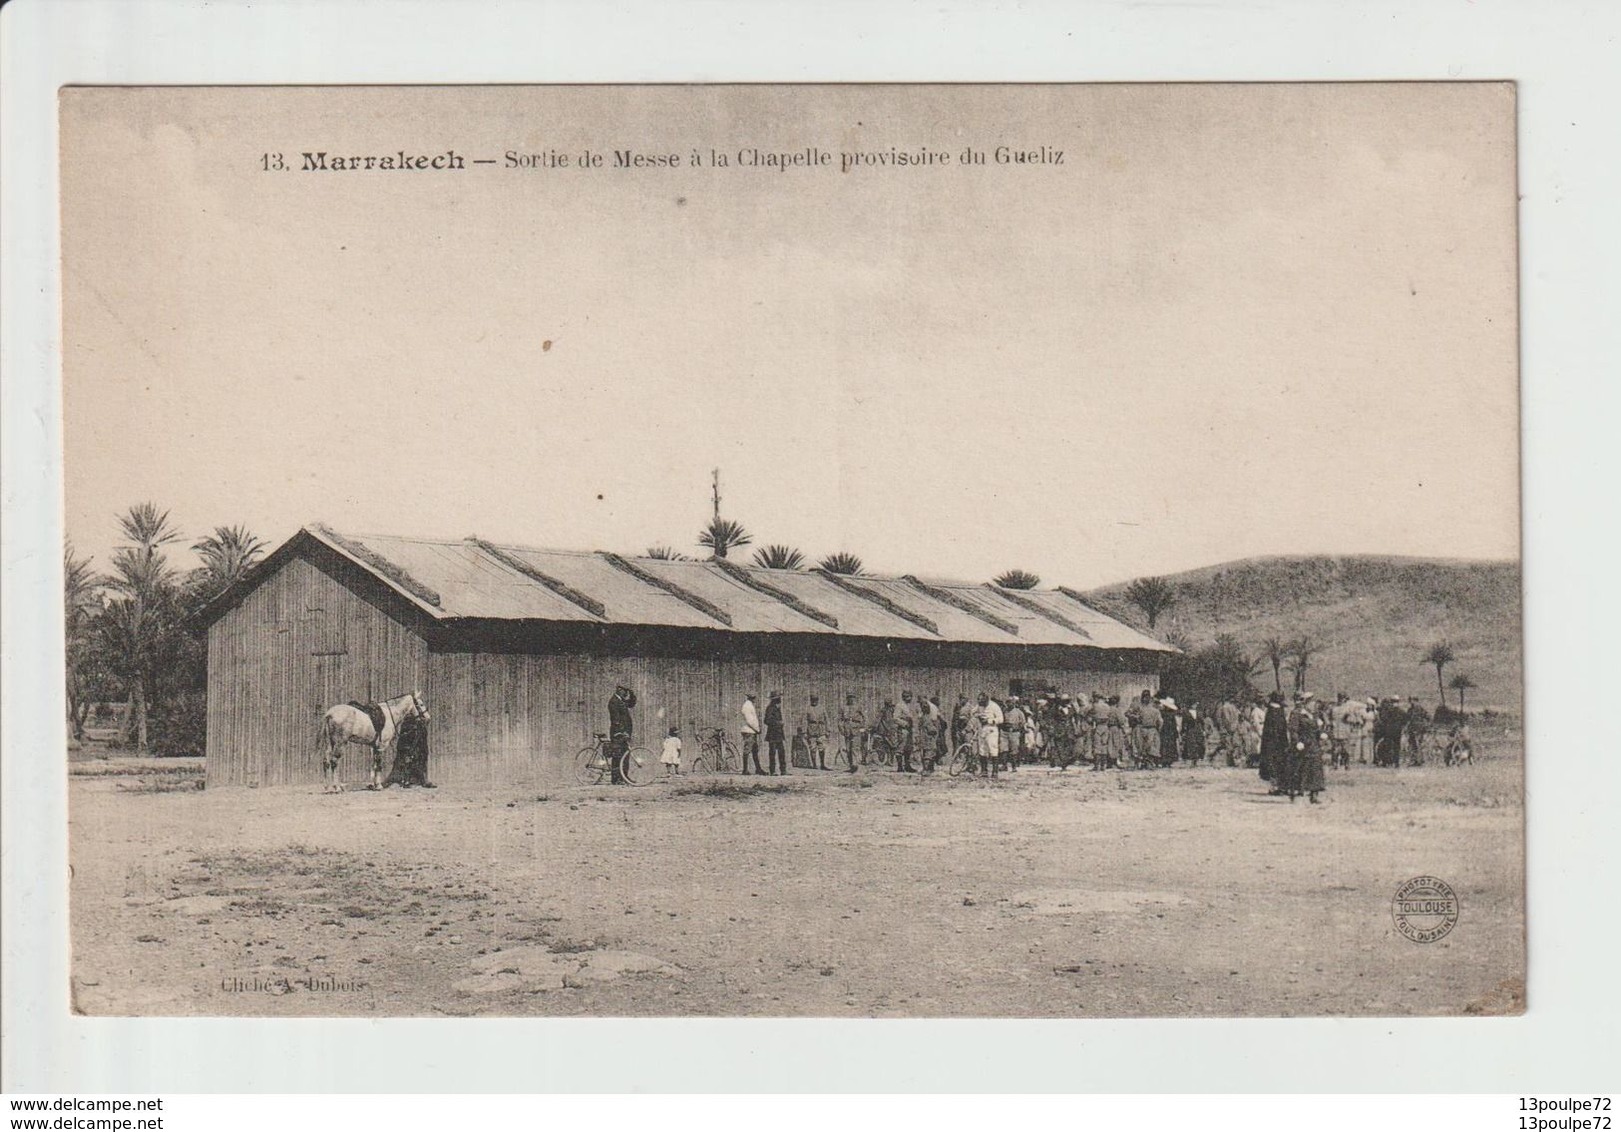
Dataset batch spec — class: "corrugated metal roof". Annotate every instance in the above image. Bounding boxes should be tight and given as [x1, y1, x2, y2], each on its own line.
[1029, 589, 1174, 652]
[924, 584, 1085, 645]
[749, 569, 938, 640]
[243, 526, 1172, 653]
[844, 577, 1024, 644]
[632, 558, 837, 635]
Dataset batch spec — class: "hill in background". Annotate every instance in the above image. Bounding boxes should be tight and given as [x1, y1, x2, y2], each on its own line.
[1082, 556, 1522, 712]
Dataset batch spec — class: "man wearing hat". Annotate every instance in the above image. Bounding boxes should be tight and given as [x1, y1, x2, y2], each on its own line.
[1329, 692, 1364, 770]
[896, 690, 920, 773]
[764, 691, 787, 776]
[838, 693, 866, 773]
[1131, 691, 1162, 770]
[1003, 695, 1027, 772]
[805, 694, 830, 771]
[740, 692, 765, 775]
[607, 683, 638, 786]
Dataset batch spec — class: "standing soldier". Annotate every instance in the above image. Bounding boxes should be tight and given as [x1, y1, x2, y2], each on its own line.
[918, 696, 944, 774]
[896, 690, 921, 773]
[838, 693, 866, 773]
[1329, 692, 1363, 770]
[951, 693, 973, 752]
[805, 694, 831, 771]
[740, 691, 765, 775]
[975, 692, 1004, 778]
[764, 691, 787, 776]
[1100, 694, 1127, 769]
[1085, 693, 1106, 768]
[1003, 696, 1027, 772]
[1133, 691, 1162, 770]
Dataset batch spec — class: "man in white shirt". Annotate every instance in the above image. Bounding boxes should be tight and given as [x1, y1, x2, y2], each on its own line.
[740, 692, 765, 775]
[975, 692, 1004, 779]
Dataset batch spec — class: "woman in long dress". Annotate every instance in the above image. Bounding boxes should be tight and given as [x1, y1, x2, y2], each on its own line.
[1159, 700, 1180, 766]
[1286, 696, 1327, 803]
[1258, 692, 1290, 793]
[1182, 705, 1207, 765]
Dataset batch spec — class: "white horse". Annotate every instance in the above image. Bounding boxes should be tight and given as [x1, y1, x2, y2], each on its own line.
[319, 691, 430, 793]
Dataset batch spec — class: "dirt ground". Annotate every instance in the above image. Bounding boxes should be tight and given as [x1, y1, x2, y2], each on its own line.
[69, 737, 1524, 1018]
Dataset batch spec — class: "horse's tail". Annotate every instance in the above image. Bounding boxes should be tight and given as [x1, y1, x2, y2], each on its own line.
[315, 709, 333, 763]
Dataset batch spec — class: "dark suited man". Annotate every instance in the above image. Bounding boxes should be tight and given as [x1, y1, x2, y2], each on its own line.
[607, 684, 637, 785]
[764, 691, 788, 776]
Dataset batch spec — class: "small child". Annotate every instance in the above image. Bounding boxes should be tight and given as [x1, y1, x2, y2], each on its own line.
[660, 726, 682, 777]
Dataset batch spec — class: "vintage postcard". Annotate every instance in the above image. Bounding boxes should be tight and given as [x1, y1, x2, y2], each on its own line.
[60, 83, 1521, 1018]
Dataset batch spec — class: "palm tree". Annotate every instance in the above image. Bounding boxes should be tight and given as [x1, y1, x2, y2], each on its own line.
[1206, 633, 1259, 698]
[102, 503, 182, 751]
[191, 524, 268, 598]
[1448, 673, 1477, 714]
[817, 552, 864, 575]
[644, 546, 690, 561]
[994, 569, 1041, 590]
[752, 544, 806, 570]
[697, 517, 752, 560]
[118, 502, 182, 552]
[1284, 635, 1320, 693]
[64, 543, 103, 741]
[1124, 576, 1177, 629]
[1422, 642, 1456, 705]
[1259, 635, 1287, 693]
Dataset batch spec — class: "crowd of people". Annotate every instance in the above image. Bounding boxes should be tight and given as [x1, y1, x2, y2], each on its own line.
[604, 682, 1474, 788]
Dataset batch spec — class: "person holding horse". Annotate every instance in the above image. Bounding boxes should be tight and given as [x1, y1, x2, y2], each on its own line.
[319, 690, 430, 792]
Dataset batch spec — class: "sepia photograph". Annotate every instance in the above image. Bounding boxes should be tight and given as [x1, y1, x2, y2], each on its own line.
[58, 82, 1522, 1020]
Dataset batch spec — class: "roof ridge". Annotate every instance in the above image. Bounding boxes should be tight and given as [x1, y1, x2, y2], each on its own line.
[598, 552, 733, 627]
[814, 569, 939, 636]
[987, 583, 1092, 640]
[313, 525, 443, 609]
[466, 538, 607, 619]
[711, 558, 839, 630]
[901, 575, 1018, 636]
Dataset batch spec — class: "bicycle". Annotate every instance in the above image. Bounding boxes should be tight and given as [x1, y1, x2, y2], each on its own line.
[573, 732, 657, 787]
[865, 728, 896, 767]
[688, 724, 741, 775]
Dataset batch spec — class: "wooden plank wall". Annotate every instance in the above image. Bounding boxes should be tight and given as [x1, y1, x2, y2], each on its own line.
[205, 556, 427, 788]
[423, 652, 1155, 788]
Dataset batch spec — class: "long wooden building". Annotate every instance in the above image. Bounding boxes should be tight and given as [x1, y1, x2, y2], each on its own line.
[193, 525, 1174, 789]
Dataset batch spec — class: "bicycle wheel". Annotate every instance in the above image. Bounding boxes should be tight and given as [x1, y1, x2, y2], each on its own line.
[574, 746, 608, 786]
[621, 746, 658, 786]
[689, 753, 714, 776]
[870, 735, 894, 766]
[946, 743, 971, 778]
[717, 737, 740, 773]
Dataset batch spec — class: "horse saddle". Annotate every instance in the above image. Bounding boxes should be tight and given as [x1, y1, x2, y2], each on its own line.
[347, 700, 387, 741]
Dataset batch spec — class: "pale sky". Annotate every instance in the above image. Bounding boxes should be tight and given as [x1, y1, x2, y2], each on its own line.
[61, 84, 1519, 587]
